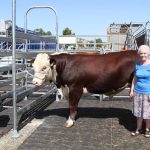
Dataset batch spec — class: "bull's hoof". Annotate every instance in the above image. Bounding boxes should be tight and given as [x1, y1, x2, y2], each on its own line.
[64, 122, 74, 128]
[64, 116, 75, 128]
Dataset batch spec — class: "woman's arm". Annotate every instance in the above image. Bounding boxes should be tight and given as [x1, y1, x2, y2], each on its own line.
[129, 76, 137, 97]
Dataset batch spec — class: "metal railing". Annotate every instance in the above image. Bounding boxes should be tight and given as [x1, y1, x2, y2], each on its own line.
[0, 1, 59, 138]
[125, 22, 150, 50]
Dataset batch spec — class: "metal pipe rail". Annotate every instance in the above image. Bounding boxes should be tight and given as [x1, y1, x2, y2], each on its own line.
[3, 1, 59, 138]
[145, 29, 150, 46]
[15, 51, 55, 59]
[0, 84, 47, 104]
[0, 36, 26, 43]
[0, 51, 12, 57]
[0, 64, 26, 72]
[0, 77, 24, 87]
[134, 29, 146, 39]
[131, 24, 145, 36]
[0, 86, 25, 101]
[24, 6, 59, 52]
[17, 87, 57, 116]
[0, 51, 55, 58]
[0, 79, 12, 86]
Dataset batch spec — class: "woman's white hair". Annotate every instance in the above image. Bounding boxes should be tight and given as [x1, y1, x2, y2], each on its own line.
[138, 45, 150, 58]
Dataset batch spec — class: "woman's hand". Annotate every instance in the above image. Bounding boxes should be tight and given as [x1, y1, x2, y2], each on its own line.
[129, 90, 134, 97]
[130, 77, 136, 98]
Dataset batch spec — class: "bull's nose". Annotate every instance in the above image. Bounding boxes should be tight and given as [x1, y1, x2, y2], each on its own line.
[32, 81, 40, 85]
[32, 81, 37, 85]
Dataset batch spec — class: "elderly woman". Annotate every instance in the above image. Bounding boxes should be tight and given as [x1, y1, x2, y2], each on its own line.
[130, 45, 150, 137]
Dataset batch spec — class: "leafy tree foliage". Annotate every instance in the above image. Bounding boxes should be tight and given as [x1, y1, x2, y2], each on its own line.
[34, 28, 52, 35]
[62, 27, 75, 35]
[96, 38, 102, 47]
[5, 20, 12, 25]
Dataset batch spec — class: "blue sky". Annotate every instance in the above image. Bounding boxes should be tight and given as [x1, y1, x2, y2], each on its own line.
[0, 0, 150, 35]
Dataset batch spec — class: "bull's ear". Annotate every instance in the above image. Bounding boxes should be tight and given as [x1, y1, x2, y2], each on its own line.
[49, 56, 56, 68]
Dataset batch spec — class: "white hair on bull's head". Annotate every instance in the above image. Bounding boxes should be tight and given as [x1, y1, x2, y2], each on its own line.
[32, 53, 53, 85]
[32, 53, 50, 71]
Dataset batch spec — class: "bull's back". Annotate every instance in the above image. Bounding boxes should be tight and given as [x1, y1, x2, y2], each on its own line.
[65, 50, 137, 76]
[55, 51, 137, 93]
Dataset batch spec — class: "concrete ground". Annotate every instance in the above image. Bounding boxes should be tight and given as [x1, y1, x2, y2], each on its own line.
[0, 95, 150, 150]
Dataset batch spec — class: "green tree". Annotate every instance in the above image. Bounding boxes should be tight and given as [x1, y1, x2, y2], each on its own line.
[34, 28, 45, 34]
[96, 38, 102, 48]
[62, 27, 75, 35]
[34, 28, 52, 35]
[46, 31, 52, 35]
[5, 20, 12, 26]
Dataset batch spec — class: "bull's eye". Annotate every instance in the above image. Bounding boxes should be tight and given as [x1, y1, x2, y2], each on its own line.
[42, 66, 47, 71]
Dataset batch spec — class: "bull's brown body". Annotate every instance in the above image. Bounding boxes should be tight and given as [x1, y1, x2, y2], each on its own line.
[32, 50, 138, 127]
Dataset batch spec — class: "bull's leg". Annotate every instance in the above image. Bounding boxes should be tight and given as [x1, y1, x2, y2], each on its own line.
[64, 86, 83, 128]
[61, 85, 69, 100]
[56, 88, 64, 101]
[56, 86, 69, 101]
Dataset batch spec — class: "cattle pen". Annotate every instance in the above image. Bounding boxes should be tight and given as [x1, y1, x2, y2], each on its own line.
[1, 0, 150, 150]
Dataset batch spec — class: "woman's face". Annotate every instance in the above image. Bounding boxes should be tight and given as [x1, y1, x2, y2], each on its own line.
[139, 49, 149, 62]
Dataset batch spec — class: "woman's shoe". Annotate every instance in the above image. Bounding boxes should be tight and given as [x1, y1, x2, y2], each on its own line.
[145, 128, 150, 138]
[131, 130, 140, 136]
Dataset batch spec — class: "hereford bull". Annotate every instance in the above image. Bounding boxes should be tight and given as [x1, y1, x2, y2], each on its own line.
[32, 50, 138, 127]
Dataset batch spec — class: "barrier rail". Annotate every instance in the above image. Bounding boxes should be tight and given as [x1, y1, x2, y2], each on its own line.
[0, 0, 59, 138]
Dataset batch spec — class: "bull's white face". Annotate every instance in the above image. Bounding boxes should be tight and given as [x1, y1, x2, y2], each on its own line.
[32, 53, 53, 85]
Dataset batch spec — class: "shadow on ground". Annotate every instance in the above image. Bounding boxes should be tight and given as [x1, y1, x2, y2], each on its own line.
[35, 107, 136, 131]
[0, 115, 10, 127]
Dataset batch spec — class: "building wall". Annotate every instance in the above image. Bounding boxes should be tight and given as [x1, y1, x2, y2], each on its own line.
[59, 36, 76, 44]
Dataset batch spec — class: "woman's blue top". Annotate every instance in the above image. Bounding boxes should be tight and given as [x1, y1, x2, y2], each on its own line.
[134, 63, 150, 94]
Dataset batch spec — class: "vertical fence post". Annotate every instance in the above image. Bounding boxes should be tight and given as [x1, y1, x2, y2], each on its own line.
[12, 0, 19, 138]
